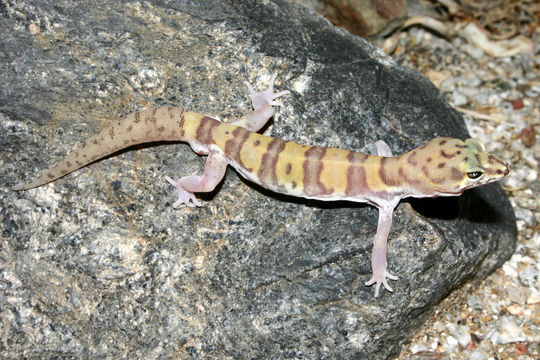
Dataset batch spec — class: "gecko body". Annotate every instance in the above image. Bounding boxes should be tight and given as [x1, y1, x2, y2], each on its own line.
[15, 75, 509, 297]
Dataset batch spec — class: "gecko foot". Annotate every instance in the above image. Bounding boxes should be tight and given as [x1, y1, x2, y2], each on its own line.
[165, 176, 202, 208]
[365, 271, 398, 297]
[244, 73, 290, 110]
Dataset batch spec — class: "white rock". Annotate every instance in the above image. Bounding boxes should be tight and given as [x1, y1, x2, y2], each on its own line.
[446, 323, 471, 348]
[519, 265, 538, 287]
[410, 343, 429, 354]
[450, 91, 468, 106]
[513, 207, 534, 226]
[469, 348, 489, 360]
[443, 335, 459, 353]
[527, 291, 540, 305]
[487, 316, 526, 345]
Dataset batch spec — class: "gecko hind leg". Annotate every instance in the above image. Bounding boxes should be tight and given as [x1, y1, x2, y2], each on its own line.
[230, 73, 290, 132]
[166, 148, 228, 208]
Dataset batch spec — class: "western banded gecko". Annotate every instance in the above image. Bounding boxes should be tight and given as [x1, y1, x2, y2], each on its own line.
[14, 74, 509, 297]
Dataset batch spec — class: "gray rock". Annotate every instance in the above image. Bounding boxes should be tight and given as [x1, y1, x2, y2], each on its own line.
[0, 0, 516, 359]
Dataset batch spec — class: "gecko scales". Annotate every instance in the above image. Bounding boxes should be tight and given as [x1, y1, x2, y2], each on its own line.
[14, 74, 509, 297]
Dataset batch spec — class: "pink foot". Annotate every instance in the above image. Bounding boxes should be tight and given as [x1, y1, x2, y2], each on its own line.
[244, 73, 290, 109]
[365, 271, 398, 297]
[165, 176, 202, 208]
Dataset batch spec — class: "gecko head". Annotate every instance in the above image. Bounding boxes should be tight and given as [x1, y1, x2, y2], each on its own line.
[410, 137, 509, 196]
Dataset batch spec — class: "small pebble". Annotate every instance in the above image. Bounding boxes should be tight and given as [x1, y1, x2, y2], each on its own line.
[450, 91, 468, 106]
[511, 98, 524, 110]
[513, 207, 534, 225]
[467, 295, 483, 310]
[443, 335, 459, 352]
[469, 348, 489, 360]
[530, 180, 540, 193]
[527, 291, 540, 304]
[519, 126, 536, 147]
[446, 323, 471, 348]
[487, 316, 526, 345]
[519, 265, 538, 287]
[507, 285, 530, 304]
[506, 304, 523, 315]
[410, 343, 429, 354]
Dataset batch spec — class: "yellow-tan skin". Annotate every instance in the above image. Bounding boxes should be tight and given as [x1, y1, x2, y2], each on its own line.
[14, 75, 509, 297]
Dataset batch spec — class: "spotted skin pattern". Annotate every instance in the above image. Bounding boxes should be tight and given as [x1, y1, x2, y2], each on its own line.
[14, 74, 509, 297]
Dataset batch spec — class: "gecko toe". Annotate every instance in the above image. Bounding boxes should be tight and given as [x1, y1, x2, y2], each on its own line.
[166, 176, 202, 208]
[386, 271, 398, 280]
[382, 280, 393, 293]
[365, 270, 398, 297]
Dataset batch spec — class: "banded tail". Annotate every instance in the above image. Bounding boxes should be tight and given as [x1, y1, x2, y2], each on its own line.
[13, 107, 193, 190]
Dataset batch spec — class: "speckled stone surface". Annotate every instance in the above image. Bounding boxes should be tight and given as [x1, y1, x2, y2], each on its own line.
[0, 0, 516, 358]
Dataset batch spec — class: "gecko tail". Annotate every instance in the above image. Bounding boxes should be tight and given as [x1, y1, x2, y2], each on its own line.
[14, 106, 190, 190]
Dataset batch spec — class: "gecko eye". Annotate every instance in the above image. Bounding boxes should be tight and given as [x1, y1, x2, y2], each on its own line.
[467, 171, 483, 179]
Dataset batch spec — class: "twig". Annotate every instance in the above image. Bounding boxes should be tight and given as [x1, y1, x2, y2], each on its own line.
[454, 106, 504, 123]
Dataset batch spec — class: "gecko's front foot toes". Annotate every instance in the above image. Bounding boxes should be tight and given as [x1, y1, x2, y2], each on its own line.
[245, 74, 290, 109]
[365, 271, 398, 297]
[165, 176, 202, 208]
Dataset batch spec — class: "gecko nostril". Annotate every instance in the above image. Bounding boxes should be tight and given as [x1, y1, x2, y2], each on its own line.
[497, 165, 509, 176]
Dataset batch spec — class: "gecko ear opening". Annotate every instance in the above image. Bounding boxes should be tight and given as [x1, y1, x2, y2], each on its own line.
[465, 138, 485, 152]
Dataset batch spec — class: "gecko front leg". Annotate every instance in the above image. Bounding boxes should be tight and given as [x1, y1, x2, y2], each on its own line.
[365, 139, 399, 297]
[230, 73, 290, 131]
[365, 203, 399, 297]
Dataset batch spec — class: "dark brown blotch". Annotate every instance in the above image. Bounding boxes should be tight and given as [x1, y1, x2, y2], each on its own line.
[408, 151, 418, 166]
[303, 147, 333, 196]
[451, 167, 462, 180]
[196, 117, 221, 144]
[258, 138, 287, 189]
[440, 150, 455, 159]
[345, 151, 369, 196]
[177, 113, 185, 134]
[379, 157, 399, 186]
[224, 126, 251, 164]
